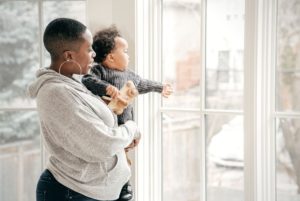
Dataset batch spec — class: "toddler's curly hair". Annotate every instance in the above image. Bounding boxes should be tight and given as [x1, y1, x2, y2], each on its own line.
[92, 25, 121, 63]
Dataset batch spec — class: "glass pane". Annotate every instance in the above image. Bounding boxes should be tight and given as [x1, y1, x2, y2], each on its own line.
[276, 0, 300, 112]
[0, 1, 38, 108]
[43, 1, 87, 66]
[206, 0, 244, 110]
[0, 111, 40, 201]
[206, 115, 244, 201]
[276, 118, 300, 200]
[162, 0, 202, 109]
[43, 1, 86, 27]
[162, 111, 201, 201]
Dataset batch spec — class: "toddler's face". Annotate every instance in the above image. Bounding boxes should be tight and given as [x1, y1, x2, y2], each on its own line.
[109, 37, 129, 71]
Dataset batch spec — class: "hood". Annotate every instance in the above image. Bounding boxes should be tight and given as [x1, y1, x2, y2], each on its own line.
[27, 68, 84, 98]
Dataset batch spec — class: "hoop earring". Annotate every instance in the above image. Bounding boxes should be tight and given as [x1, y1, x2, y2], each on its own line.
[58, 59, 82, 75]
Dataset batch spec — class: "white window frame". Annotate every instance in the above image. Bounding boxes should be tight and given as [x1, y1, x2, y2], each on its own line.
[244, 0, 277, 200]
[134, 0, 285, 201]
[135, 0, 163, 200]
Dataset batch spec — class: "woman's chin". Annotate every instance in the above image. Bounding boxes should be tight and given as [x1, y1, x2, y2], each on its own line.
[84, 65, 92, 74]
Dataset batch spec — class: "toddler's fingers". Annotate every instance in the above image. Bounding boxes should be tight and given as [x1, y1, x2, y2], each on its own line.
[162, 93, 169, 98]
[111, 90, 118, 98]
[106, 86, 113, 95]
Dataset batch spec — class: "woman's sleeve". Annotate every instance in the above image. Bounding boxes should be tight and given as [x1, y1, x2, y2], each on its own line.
[38, 85, 140, 163]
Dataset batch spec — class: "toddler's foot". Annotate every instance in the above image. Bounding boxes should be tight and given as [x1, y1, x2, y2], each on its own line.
[118, 181, 133, 201]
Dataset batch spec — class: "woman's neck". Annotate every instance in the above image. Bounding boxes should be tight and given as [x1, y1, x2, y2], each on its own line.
[49, 60, 73, 77]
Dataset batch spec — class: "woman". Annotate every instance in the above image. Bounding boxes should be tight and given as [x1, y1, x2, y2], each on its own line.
[28, 18, 140, 201]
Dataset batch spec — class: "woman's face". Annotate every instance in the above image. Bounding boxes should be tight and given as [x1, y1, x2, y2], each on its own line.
[73, 29, 96, 74]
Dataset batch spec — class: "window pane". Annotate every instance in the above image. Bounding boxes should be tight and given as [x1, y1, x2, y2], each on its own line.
[0, 2, 87, 201]
[276, 118, 300, 200]
[162, 0, 202, 109]
[206, 0, 244, 110]
[276, 0, 300, 112]
[206, 115, 244, 201]
[0, 1, 38, 108]
[162, 111, 201, 201]
[43, 1, 86, 25]
[0, 111, 40, 201]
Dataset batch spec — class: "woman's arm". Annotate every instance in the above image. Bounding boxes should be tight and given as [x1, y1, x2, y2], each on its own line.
[38, 85, 140, 162]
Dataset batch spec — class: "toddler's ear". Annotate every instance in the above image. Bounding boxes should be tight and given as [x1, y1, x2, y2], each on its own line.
[108, 53, 114, 62]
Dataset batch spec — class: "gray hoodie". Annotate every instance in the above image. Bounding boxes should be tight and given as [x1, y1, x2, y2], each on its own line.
[28, 68, 140, 200]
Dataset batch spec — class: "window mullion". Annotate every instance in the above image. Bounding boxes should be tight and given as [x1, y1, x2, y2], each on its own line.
[244, 0, 277, 201]
[135, 0, 151, 201]
[201, 1, 207, 201]
[38, 0, 45, 172]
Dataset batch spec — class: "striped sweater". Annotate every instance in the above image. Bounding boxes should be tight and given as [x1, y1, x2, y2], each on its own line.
[82, 64, 163, 125]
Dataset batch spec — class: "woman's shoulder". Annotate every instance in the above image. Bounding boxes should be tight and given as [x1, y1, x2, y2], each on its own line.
[37, 82, 73, 101]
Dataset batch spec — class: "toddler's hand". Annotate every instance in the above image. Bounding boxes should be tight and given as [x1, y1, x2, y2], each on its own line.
[162, 84, 173, 98]
[106, 85, 120, 99]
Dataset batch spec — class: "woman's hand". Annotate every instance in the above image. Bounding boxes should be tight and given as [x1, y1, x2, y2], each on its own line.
[125, 135, 141, 152]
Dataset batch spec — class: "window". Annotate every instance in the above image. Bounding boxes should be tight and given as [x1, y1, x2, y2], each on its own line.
[0, 1, 86, 200]
[136, 0, 300, 201]
[217, 51, 230, 83]
[162, 0, 244, 201]
[276, 0, 300, 200]
[162, 1, 202, 201]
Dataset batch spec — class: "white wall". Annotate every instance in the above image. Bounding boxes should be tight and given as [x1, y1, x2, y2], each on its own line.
[87, 0, 135, 67]
[86, 0, 112, 32]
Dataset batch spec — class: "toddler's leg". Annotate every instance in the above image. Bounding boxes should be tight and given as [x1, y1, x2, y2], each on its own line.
[117, 181, 133, 201]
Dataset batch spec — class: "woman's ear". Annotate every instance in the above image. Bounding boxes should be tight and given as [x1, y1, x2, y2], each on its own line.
[63, 50, 74, 61]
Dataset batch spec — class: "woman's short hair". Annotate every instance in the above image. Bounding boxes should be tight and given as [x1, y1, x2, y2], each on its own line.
[92, 25, 121, 63]
[43, 18, 87, 59]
